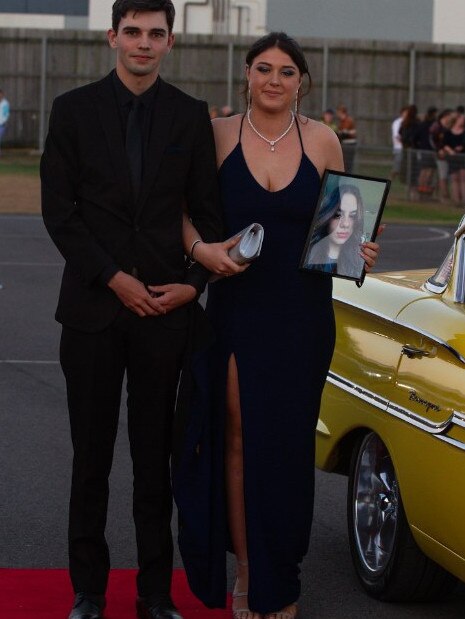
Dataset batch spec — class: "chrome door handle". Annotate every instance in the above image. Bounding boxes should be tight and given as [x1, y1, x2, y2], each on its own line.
[402, 345, 431, 359]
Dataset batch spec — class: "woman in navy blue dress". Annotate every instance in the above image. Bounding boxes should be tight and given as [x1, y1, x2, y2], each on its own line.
[176, 33, 380, 619]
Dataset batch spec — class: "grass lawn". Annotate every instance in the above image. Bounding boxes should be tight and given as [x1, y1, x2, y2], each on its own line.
[0, 149, 464, 226]
[0, 150, 40, 175]
[384, 199, 463, 224]
[0, 150, 41, 213]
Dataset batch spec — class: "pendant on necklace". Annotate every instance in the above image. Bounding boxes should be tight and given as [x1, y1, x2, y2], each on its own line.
[247, 109, 295, 154]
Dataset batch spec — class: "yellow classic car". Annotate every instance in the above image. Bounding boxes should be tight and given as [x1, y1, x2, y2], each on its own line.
[316, 216, 465, 602]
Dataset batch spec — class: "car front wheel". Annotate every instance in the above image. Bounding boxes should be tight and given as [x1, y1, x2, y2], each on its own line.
[347, 431, 457, 601]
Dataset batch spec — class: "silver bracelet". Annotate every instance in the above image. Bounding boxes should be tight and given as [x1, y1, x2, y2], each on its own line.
[189, 239, 203, 262]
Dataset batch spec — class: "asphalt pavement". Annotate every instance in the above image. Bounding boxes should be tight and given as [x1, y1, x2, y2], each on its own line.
[1, 215, 464, 617]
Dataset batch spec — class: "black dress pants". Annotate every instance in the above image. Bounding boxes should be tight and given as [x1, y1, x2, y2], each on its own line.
[60, 308, 187, 597]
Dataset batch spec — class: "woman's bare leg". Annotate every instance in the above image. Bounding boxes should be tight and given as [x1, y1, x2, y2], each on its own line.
[225, 354, 262, 619]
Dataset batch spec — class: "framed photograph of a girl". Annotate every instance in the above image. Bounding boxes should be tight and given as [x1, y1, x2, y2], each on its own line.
[300, 170, 390, 283]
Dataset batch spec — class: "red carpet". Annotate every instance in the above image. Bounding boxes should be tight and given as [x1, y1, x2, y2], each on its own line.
[0, 569, 231, 618]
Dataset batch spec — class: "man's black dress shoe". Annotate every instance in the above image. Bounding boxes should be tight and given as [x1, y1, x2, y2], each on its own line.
[136, 593, 183, 619]
[68, 592, 106, 619]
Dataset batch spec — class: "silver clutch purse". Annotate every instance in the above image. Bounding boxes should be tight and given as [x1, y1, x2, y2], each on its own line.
[227, 223, 264, 264]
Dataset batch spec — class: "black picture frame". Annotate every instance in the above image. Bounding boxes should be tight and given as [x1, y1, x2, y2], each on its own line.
[300, 170, 391, 284]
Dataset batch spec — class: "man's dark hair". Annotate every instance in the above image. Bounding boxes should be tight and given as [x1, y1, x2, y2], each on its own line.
[112, 0, 175, 33]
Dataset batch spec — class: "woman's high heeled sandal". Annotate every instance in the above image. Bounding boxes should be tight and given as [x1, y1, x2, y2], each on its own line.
[232, 560, 261, 619]
[232, 588, 251, 619]
[264, 603, 298, 619]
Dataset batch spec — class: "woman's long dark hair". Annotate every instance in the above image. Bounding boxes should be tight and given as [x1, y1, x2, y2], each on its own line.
[244, 31, 312, 114]
[307, 184, 364, 273]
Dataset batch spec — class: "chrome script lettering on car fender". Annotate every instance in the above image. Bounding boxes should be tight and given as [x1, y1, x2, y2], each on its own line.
[408, 390, 442, 414]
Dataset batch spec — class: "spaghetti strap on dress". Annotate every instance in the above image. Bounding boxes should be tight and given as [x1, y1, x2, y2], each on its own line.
[173, 116, 335, 614]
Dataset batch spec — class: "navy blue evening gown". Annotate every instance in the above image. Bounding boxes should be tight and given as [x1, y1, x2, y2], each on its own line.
[173, 118, 335, 615]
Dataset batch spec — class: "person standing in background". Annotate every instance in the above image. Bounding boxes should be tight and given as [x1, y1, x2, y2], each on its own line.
[0, 89, 10, 156]
[399, 104, 421, 198]
[443, 111, 465, 206]
[415, 106, 437, 194]
[321, 108, 338, 133]
[391, 106, 407, 180]
[209, 105, 220, 119]
[430, 108, 456, 203]
[336, 104, 357, 172]
[221, 104, 235, 117]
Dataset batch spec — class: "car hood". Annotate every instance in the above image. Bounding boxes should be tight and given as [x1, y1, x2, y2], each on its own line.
[332, 269, 436, 321]
[373, 269, 436, 289]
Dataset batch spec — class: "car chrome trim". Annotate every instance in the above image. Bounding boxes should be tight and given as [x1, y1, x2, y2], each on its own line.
[326, 372, 388, 410]
[395, 324, 465, 364]
[332, 297, 465, 364]
[436, 435, 465, 451]
[454, 216, 465, 239]
[387, 401, 452, 434]
[453, 411, 465, 429]
[424, 280, 447, 294]
[327, 372, 465, 450]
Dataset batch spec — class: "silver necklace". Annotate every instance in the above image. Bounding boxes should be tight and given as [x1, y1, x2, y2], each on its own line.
[247, 108, 295, 152]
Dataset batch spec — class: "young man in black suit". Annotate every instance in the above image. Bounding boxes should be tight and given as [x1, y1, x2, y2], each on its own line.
[41, 2, 222, 618]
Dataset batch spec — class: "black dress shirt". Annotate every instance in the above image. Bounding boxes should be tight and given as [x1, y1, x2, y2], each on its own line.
[99, 72, 160, 285]
[112, 69, 160, 155]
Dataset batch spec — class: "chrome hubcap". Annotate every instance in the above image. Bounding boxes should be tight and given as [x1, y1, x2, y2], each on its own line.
[353, 433, 399, 575]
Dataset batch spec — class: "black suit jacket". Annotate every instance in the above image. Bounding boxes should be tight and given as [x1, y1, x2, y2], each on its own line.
[41, 72, 222, 332]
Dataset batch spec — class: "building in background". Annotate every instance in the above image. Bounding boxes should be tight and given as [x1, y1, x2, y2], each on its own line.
[170, 0, 267, 36]
[0, 0, 89, 29]
[88, 0, 267, 35]
[0, 0, 267, 36]
[267, 0, 465, 46]
[0, 0, 464, 44]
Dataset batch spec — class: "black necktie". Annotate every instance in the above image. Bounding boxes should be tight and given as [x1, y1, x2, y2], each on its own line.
[126, 98, 143, 201]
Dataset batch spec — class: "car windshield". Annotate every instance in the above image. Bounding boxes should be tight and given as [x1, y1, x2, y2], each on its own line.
[425, 215, 465, 300]
[426, 245, 454, 293]
[454, 235, 465, 303]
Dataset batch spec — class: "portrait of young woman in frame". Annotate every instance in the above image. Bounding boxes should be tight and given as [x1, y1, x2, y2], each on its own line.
[301, 170, 390, 283]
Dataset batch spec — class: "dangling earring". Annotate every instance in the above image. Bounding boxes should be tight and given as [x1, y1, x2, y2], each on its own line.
[247, 85, 252, 113]
[295, 89, 300, 116]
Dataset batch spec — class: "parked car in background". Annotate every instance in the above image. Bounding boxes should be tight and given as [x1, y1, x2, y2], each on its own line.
[316, 215, 465, 602]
